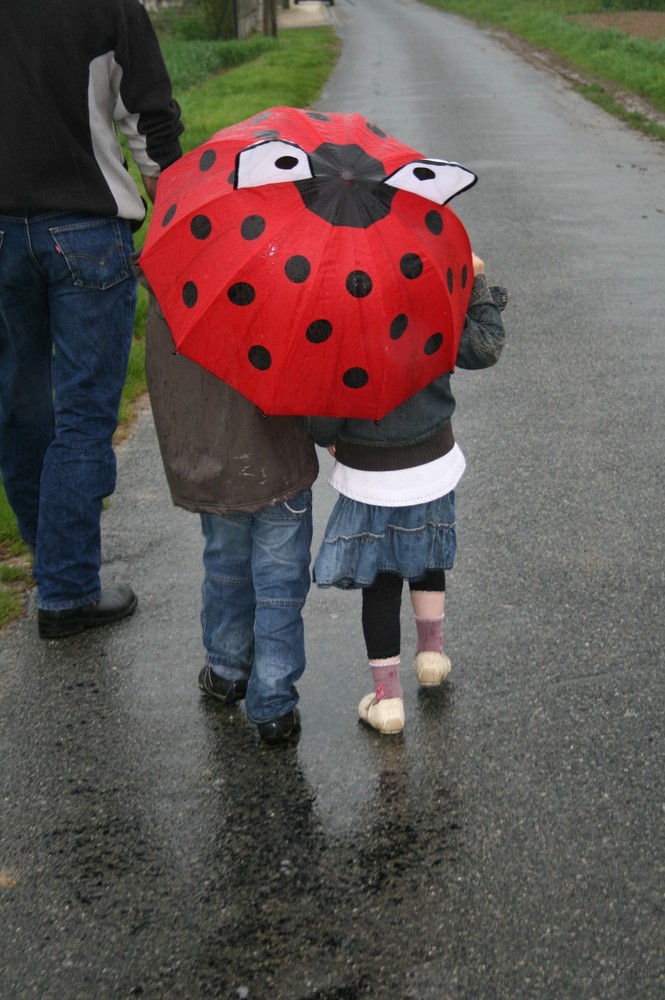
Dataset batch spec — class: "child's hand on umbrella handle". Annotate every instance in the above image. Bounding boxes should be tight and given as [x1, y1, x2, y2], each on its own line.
[472, 253, 485, 276]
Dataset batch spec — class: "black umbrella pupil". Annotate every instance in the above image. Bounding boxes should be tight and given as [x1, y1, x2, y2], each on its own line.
[276, 155, 299, 170]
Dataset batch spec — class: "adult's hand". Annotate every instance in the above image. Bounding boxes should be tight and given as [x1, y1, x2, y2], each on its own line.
[141, 174, 158, 204]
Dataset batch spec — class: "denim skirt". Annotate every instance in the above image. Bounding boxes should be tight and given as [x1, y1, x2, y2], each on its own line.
[313, 491, 457, 589]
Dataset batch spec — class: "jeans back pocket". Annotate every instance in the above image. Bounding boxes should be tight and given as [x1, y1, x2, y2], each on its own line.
[50, 218, 131, 290]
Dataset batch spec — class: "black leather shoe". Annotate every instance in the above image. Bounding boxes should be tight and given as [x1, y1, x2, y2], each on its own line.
[257, 708, 301, 745]
[198, 665, 248, 705]
[38, 583, 138, 639]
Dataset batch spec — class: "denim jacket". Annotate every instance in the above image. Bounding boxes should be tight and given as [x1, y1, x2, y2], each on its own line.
[308, 274, 506, 471]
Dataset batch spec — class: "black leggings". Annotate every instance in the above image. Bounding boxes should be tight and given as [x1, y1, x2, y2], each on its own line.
[361, 570, 445, 660]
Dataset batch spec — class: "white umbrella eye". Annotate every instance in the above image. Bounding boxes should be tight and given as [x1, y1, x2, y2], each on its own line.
[384, 159, 478, 205]
[235, 140, 314, 189]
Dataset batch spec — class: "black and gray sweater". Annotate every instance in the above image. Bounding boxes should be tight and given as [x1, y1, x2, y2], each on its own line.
[0, 0, 183, 225]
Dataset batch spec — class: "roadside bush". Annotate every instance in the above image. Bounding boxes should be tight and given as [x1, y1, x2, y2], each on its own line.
[160, 35, 275, 91]
[195, 0, 235, 39]
[169, 10, 210, 38]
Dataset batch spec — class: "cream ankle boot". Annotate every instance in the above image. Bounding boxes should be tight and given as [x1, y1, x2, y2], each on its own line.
[358, 692, 405, 734]
[415, 650, 451, 686]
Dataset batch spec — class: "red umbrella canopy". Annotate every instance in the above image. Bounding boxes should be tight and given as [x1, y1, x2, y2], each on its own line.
[140, 106, 478, 419]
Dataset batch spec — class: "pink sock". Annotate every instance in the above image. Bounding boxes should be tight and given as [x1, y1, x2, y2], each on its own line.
[415, 615, 444, 654]
[369, 658, 403, 701]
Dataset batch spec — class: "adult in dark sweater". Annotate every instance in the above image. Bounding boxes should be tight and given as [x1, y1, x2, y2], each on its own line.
[0, 0, 183, 638]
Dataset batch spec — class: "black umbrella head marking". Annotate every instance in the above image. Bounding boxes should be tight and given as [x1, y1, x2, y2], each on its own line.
[233, 128, 476, 228]
[294, 143, 396, 229]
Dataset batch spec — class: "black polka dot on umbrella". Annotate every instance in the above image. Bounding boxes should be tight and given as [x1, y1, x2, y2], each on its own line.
[162, 204, 177, 227]
[390, 314, 408, 340]
[306, 112, 331, 122]
[183, 281, 198, 308]
[346, 270, 373, 298]
[253, 129, 279, 139]
[285, 255, 311, 283]
[425, 210, 443, 236]
[191, 215, 212, 240]
[228, 282, 256, 306]
[366, 122, 387, 139]
[241, 215, 266, 240]
[306, 319, 333, 344]
[447, 268, 454, 293]
[199, 149, 216, 171]
[248, 345, 271, 370]
[461, 264, 468, 288]
[400, 253, 423, 280]
[424, 333, 443, 356]
[343, 367, 369, 389]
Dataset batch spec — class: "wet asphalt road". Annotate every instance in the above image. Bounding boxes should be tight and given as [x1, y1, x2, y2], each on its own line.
[2, 0, 664, 997]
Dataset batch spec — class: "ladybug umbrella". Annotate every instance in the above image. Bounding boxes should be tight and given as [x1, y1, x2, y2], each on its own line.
[140, 106, 477, 419]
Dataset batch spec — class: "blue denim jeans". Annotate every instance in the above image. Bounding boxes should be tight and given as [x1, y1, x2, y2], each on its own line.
[0, 212, 136, 609]
[200, 490, 313, 725]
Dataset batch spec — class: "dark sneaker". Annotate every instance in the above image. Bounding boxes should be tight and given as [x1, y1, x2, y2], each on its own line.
[198, 665, 248, 705]
[38, 583, 138, 639]
[257, 708, 301, 745]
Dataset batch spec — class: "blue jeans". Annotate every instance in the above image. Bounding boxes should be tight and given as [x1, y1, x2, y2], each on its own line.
[0, 212, 136, 609]
[200, 491, 313, 725]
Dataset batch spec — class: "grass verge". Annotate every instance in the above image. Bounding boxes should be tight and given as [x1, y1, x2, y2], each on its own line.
[0, 14, 339, 629]
[422, 0, 665, 140]
[0, 491, 33, 626]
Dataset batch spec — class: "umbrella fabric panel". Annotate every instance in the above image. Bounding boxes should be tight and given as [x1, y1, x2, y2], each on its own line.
[143, 184, 471, 418]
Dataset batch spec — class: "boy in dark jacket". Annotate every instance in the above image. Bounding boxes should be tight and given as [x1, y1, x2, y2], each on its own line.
[144, 294, 318, 744]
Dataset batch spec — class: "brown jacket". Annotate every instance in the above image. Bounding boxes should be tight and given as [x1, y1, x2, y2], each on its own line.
[144, 295, 319, 515]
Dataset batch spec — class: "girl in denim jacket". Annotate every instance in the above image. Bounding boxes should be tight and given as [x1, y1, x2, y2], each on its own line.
[308, 254, 506, 734]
